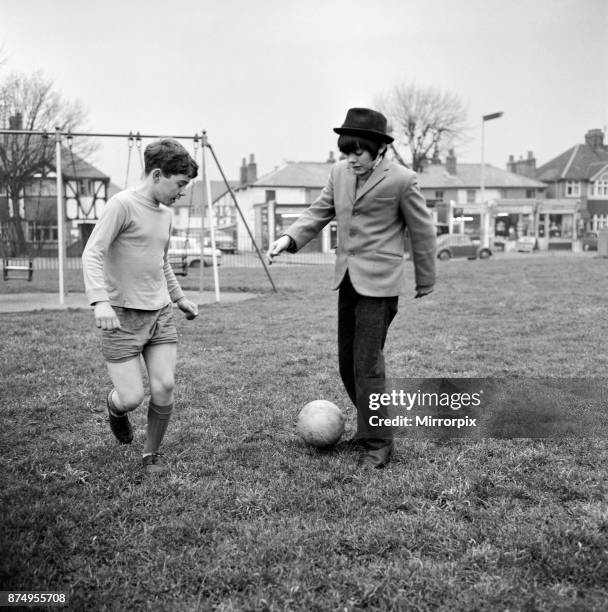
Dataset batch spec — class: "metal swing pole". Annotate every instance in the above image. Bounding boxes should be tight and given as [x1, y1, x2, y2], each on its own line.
[54, 127, 66, 305]
[204, 134, 277, 293]
[200, 132, 221, 302]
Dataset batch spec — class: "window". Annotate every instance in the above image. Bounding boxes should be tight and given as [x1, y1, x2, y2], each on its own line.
[466, 190, 475, 203]
[26, 222, 58, 244]
[525, 189, 535, 198]
[565, 181, 581, 197]
[265, 190, 276, 203]
[590, 173, 608, 197]
[435, 191, 444, 202]
[547, 214, 574, 239]
[596, 214, 608, 229]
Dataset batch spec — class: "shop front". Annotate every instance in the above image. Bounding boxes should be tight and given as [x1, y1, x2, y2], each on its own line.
[492, 201, 535, 252]
[490, 199, 580, 252]
[535, 200, 581, 251]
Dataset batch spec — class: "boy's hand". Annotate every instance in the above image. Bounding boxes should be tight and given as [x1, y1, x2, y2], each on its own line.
[267, 235, 292, 265]
[93, 301, 121, 330]
[177, 297, 198, 320]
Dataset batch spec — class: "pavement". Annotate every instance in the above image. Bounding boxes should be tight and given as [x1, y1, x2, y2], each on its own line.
[0, 290, 257, 314]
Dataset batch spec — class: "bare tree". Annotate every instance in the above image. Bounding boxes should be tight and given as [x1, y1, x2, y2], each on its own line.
[0, 70, 94, 253]
[376, 82, 469, 172]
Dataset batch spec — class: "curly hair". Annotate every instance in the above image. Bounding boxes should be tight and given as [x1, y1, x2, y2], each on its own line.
[144, 138, 199, 179]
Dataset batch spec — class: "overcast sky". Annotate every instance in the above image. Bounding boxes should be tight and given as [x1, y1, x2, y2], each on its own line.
[1, 0, 607, 187]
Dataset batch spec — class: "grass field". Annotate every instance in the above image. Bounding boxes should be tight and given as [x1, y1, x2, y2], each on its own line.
[1, 254, 608, 611]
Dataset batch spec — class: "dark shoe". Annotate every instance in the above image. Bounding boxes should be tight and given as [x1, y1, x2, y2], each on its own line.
[107, 391, 133, 444]
[357, 443, 393, 469]
[142, 453, 168, 475]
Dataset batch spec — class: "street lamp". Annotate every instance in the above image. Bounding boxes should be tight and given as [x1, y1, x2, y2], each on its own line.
[481, 111, 504, 248]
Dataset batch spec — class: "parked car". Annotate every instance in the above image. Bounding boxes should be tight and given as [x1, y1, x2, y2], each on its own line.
[582, 231, 598, 251]
[213, 230, 237, 254]
[436, 234, 492, 261]
[168, 236, 222, 268]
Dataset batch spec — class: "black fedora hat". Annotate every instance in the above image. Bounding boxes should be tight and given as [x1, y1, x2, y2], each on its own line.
[333, 107, 394, 143]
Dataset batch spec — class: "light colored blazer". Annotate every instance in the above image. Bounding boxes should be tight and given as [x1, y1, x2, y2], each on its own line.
[285, 157, 436, 297]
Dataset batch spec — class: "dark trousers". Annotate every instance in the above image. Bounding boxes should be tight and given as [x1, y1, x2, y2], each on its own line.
[337, 272, 398, 448]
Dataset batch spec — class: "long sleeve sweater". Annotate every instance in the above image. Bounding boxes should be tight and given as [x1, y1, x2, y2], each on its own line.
[82, 189, 185, 309]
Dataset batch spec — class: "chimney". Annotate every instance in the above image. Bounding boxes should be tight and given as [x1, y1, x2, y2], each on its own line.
[507, 152, 536, 178]
[240, 157, 247, 186]
[506, 154, 516, 173]
[327, 151, 336, 164]
[520, 151, 536, 177]
[526, 151, 536, 176]
[246, 154, 257, 184]
[445, 149, 457, 175]
[585, 129, 605, 150]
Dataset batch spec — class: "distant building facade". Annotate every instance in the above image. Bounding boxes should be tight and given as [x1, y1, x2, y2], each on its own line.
[214, 153, 338, 253]
[213, 143, 608, 254]
[417, 150, 569, 250]
[171, 177, 239, 251]
[0, 133, 112, 257]
[535, 128, 608, 233]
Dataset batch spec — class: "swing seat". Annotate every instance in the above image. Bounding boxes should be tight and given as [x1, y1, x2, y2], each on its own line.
[3, 257, 34, 281]
[169, 254, 188, 276]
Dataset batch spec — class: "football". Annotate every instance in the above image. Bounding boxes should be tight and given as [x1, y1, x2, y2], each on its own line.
[296, 400, 345, 448]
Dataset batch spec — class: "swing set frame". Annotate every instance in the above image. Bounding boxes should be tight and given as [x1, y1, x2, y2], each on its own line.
[0, 127, 277, 303]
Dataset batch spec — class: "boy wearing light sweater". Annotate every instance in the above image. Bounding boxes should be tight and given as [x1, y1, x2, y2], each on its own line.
[82, 138, 199, 475]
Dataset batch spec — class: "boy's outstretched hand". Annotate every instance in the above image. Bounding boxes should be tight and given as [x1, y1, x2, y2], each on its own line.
[266, 235, 292, 265]
[176, 297, 198, 320]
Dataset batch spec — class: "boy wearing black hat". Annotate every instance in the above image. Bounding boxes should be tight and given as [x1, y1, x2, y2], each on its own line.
[268, 108, 436, 469]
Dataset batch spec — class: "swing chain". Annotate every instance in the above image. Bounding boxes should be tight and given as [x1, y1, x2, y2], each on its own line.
[135, 132, 144, 171]
[65, 131, 83, 218]
[125, 132, 135, 188]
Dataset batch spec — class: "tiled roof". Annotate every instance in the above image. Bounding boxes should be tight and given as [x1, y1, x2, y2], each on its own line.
[251, 162, 333, 188]
[6, 135, 108, 180]
[588, 162, 608, 181]
[58, 148, 109, 180]
[418, 163, 546, 189]
[537, 143, 608, 182]
[242, 160, 545, 190]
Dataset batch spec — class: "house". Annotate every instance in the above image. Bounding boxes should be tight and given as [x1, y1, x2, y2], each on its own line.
[215, 148, 561, 254]
[417, 150, 557, 250]
[0, 135, 112, 257]
[535, 128, 608, 232]
[214, 153, 338, 253]
[171, 177, 239, 250]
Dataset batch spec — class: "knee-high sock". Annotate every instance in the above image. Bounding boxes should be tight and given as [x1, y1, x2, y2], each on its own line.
[143, 402, 173, 456]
